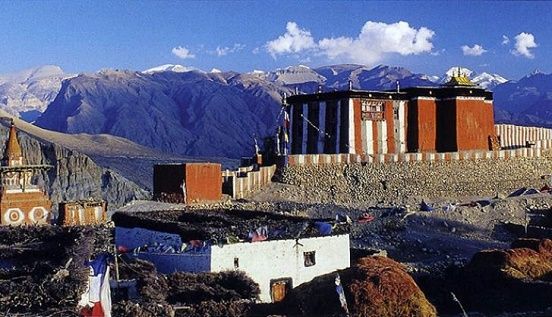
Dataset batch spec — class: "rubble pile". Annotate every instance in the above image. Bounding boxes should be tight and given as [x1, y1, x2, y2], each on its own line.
[284, 256, 436, 317]
[0, 225, 111, 316]
[112, 257, 259, 317]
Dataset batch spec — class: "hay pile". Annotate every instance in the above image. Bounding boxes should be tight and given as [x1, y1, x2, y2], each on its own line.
[0, 225, 111, 316]
[466, 246, 552, 281]
[421, 238, 552, 314]
[112, 257, 260, 317]
[285, 256, 437, 317]
[511, 238, 552, 260]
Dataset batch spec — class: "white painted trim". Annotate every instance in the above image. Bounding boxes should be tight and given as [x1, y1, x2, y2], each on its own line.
[380, 120, 388, 154]
[401, 101, 407, 153]
[348, 99, 355, 154]
[365, 120, 373, 155]
[288, 105, 293, 152]
[410, 96, 436, 101]
[440, 96, 486, 101]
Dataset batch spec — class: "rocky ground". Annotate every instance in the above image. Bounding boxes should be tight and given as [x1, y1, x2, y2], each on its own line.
[120, 188, 549, 275]
[111, 162, 552, 316]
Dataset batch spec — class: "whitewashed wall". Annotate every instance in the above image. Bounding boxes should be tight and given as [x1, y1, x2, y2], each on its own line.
[495, 124, 552, 148]
[136, 252, 211, 273]
[211, 234, 350, 302]
[116, 227, 350, 303]
[115, 227, 182, 250]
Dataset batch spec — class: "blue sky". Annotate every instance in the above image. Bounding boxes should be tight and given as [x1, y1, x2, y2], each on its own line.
[0, 1, 550, 79]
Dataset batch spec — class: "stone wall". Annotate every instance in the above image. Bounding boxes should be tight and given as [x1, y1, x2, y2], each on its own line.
[277, 155, 552, 205]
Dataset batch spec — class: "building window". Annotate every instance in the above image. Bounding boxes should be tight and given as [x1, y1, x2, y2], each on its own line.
[304, 251, 316, 267]
[234, 257, 239, 268]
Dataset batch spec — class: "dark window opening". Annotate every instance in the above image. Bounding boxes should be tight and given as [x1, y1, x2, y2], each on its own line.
[304, 251, 316, 267]
[234, 257, 239, 268]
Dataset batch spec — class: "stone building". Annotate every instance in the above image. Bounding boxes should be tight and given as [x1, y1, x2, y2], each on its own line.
[0, 123, 52, 225]
[285, 72, 496, 155]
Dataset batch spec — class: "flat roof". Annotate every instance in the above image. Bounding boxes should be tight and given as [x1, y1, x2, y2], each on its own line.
[286, 86, 492, 104]
[112, 209, 349, 243]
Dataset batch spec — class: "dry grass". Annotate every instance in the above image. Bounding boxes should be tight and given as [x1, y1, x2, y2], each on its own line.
[112, 257, 259, 317]
[468, 239, 552, 281]
[349, 257, 437, 317]
[511, 238, 552, 259]
[286, 256, 436, 317]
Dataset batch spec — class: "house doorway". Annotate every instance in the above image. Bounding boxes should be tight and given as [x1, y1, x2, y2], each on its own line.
[270, 278, 292, 303]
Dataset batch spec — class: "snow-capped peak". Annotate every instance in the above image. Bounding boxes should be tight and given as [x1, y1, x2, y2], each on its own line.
[142, 64, 196, 74]
[421, 74, 441, 83]
[0, 65, 70, 121]
[442, 66, 474, 82]
[438, 66, 507, 90]
[210, 68, 222, 73]
[471, 72, 508, 89]
[0, 65, 66, 84]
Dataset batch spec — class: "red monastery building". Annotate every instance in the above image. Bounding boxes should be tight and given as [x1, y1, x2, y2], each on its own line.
[285, 72, 497, 155]
[0, 123, 51, 225]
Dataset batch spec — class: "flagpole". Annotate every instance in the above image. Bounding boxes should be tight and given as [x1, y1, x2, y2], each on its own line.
[113, 244, 120, 284]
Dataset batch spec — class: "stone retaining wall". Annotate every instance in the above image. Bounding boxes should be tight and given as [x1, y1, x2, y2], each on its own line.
[222, 165, 277, 199]
[287, 148, 544, 166]
[278, 155, 552, 204]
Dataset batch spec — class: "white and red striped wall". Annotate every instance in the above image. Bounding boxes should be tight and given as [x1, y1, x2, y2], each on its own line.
[288, 97, 407, 155]
[495, 124, 552, 149]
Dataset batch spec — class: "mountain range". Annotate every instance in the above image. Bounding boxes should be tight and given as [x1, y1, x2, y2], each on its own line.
[1, 63, 552, 159]
[0, 65, 72, 122]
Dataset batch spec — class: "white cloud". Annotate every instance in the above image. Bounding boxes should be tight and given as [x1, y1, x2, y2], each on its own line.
[213, 43, 246, 57]
[502, 35, 510, 45]
[461, 44, 487, 56]
[511, 32, 538, 58]
[265, 22, 316, 58]
[171, 46, 195, 59]
[318, 21, 435, 65]
[265, 21, 435, 65]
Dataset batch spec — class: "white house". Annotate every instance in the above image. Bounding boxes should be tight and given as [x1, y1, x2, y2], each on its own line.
[116, 225, 350, 303]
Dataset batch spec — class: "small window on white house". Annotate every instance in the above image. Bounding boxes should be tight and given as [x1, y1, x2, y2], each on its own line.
[304, 251, 316, 267]
[234, 257, 239, 268]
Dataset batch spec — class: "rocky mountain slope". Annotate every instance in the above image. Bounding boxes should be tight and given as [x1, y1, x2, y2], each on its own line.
[35, 69, 285, 158]
[0, 110, 156, 211]
[0, 65, 71, 122]
[34, 65, 434, 158]
[493, 71, 552, 127]
[0, 62, 545, 158]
